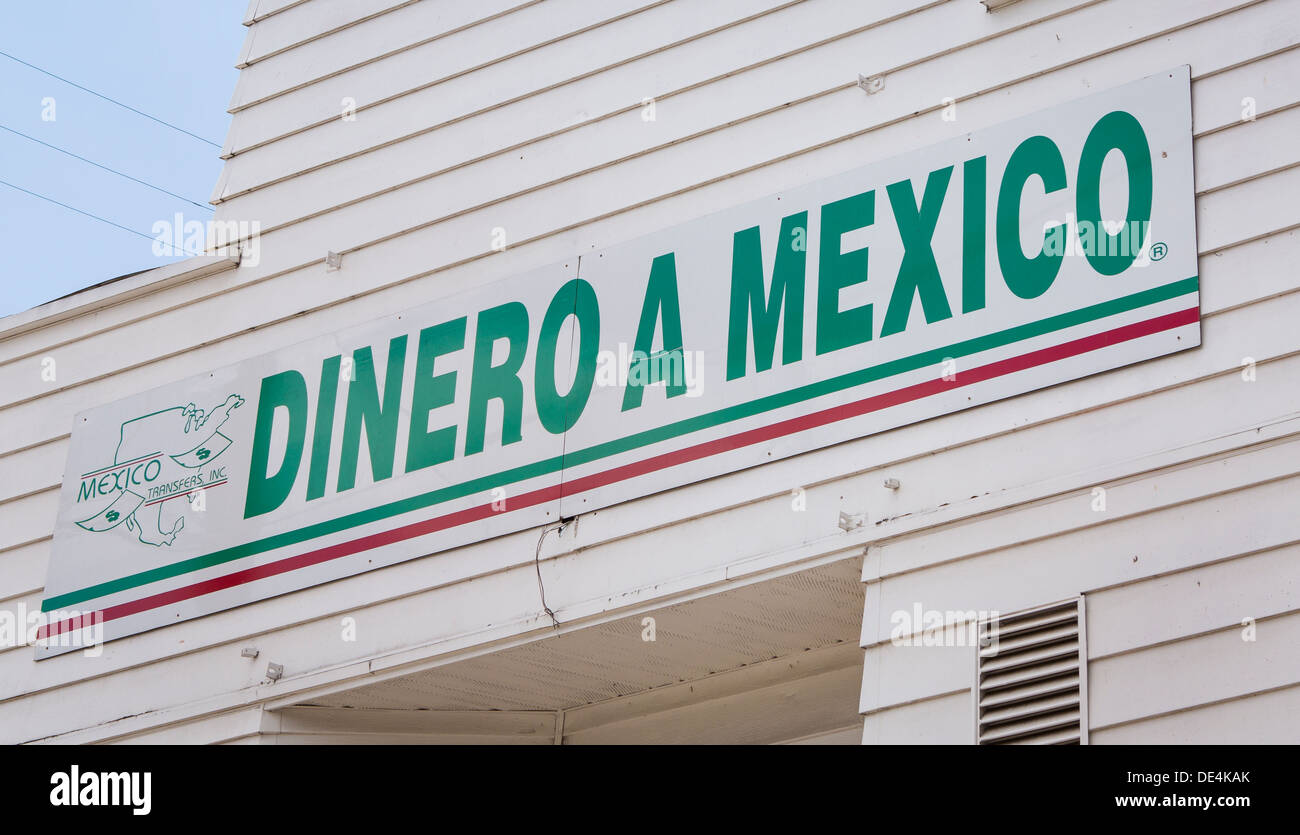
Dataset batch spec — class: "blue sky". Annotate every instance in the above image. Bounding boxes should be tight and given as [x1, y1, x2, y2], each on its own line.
[0, 0, 246, 319]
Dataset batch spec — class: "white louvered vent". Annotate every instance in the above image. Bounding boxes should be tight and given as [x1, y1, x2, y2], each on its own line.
[975, 598, 1087, 745]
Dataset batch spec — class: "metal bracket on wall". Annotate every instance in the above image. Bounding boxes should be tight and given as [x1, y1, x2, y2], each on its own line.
[857, 74, 885, 95]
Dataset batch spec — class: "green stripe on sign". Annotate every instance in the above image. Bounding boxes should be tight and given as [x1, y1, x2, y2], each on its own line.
[44, 276, 1198, 611]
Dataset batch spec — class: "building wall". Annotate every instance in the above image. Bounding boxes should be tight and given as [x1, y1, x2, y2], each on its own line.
[0, 0, 1297, 743]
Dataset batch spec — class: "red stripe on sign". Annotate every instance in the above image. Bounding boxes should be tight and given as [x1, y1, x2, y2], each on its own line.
[39, 306, 1196, 639]
[143, 479, 229, 507]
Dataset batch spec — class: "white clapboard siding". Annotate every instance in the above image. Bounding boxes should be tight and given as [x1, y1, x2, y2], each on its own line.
[861, 691, 971, 744]
[213, 0, 975, 231]
[223, 0, 803, 156]
[87, 706, 270, 746]
[235, 0, 421, 68]
[0, 0, 1296, 744]
[208, 0, 1247, 257]
[218, 0, 935, 179]
[871, 448, 1300, 605]
[0, 492, 55, 554]
[0, 440, 65, 505]
[243, 0, 311, 27]
[1089, 609, 1300, 729]
[1089, 685, 1300, 744]
[1085, 543, 1300, 659]
[863, 541, 1300, 722]
[0, 255, 240, 368]
[212, 0, 1265, 228]
[0, 542, 49, 603]
[214, 0, 1090, 204]
[229, 0, 548, 108]
[860, 475, 1300, 713]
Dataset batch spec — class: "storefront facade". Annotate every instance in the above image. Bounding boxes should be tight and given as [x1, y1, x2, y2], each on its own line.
[2, 0, 1298, 744]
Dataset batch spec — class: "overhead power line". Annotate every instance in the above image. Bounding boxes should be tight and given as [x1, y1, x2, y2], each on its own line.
[0, 48, 223, 148]
[0, 124, 213, 211]
[0, 177, 206, 257]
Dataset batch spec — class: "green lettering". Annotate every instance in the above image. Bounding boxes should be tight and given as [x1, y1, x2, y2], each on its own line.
[623, 254, 686, 411]
[997, 134, 1067, 299]
[465, 302, 530, 455]
[726, 211, 807, 379]
[244, 370, 308, 518]
[305, 355, 340, 501]
[881, 166, 954, 337]
[405, 317, 467, 473]
[536, 279, 600, 434]
[337, 336, 408, 492]
[962, 156, 987, 313]
[816, 190, 874, 355]
[1077, 110, 1152, 276]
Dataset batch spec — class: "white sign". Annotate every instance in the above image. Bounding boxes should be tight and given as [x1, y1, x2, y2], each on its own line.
[39, 69, 1199, 655]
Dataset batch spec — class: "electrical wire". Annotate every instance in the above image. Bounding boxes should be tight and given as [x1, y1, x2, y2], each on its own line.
[0, 177, 206, 257]
[0, 48, 222, 148]
[0, 124, 213, 211]
[534, 521, 567, 628]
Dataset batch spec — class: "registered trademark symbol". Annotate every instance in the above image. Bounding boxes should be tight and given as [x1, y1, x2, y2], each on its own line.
[1150, 242, 1168, 261]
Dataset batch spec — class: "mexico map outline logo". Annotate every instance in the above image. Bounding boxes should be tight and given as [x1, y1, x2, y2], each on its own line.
[73, 394, 244, 547]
